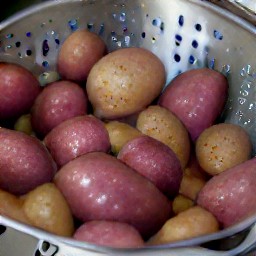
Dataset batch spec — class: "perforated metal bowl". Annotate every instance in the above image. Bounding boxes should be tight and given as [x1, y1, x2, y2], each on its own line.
[0, 0, 255, 255]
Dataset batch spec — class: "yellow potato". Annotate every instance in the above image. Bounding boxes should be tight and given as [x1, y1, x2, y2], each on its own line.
[172, 194, 194, 215]
[23, 183, 74, 237]
[136, 105, 190, 169]
[148, 206, 219, 245]
[14, 114, 34, 135]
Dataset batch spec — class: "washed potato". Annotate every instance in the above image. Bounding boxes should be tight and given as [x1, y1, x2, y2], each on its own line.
[136, 105, 190, 169]
[118, 136, 182, 198]
[57, 29, 106, 82]
[44, 115, 110, 167]
[196, 123, 252, 175]
[0, 128, 57, 195]
[148, 206, 219, 244]
[172, 195, 194, 215]
[105, 121, 142, 155]
[23, 183, 74, 236]
[0, 62, 41, 120]
[73, 220, 144, 248]
[159, 68, 228, 141]
[197, 157, 256, 228]
[86, 47, 166, 119]
[14, 114, 34, 135]
[31, 80, 88, 137]
[54, 152, 172, 238]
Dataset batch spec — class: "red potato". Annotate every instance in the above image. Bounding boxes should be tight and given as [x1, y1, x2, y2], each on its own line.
[158, 68, 228, 141]
[54, 152, 172, 239]
[31, 80, 88, 137]
[197, 157, 256, 228]
[73, 220, 144, 248]
[0, 128, 57, 195]
[0, 62, 41, 120]
[57, 29, 106, 82]
[44, 115, 110, 167]
[118, 136, 182, 198]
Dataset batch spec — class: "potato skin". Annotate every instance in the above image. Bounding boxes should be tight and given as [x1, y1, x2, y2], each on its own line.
[0, 62, 41, 120]
[196, 123, 252, 175]
[159, 68, 228, 141]
[54, 152, 172, 238]
[86, 47, 166, 119]
[0, 128, 57, 195]
[73, 220, 144, 248]
[118, 136, 182, 198]
[31, 80, 88, 137]
[197, 157, 256, 228]
[44, 115, 110, 167]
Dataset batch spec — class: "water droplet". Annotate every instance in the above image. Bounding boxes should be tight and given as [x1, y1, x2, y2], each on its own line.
[5, 33, 13, 39]
[238, 97, 246, 105]
[120, 12, 126, 22]
[68, 19, 78, 31]
[214, 30, 223, 40]
[42, 39, 49, 57]
[42, 61, 49, 68]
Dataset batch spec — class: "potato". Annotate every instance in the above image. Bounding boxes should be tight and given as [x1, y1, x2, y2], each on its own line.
[148, 206, 219, 245]
[118, 136, 182, 198]
[105, 121, 142, 155]
[31, 80, 88, 137]
[0, 62, 41, 120]
[23, 183, 74, 236]
[73, 220, 144, 248]
[196, 123, 252, 175]
[86, 47, 166, 119]
[136, 105, 190, 169]
[44, 115, 110, 167]
[0, 128, 57, 195]
[57, 29, 106, 82]
[172, 195, 194, 215]
[197, 157, 256, 228]
[14, 114, 34, 135]
[54, 152, 172, 238]
[158, 68, 228, 141]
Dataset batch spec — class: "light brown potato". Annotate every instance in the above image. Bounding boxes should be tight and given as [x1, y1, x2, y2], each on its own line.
[148, 206, 219, 245]
[172, 195, 194, 215]
[196, 123, 252, 175]
[136, 105, 190, 169]
[23, 183, 74, 237]
[105, 121, 142, 155]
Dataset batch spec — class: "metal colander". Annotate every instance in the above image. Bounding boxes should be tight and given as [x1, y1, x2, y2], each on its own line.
[0, 0, 255, 255]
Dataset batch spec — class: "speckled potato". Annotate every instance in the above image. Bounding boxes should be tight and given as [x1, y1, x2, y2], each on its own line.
[86, 47, 166, 119]
[136, 105, 190, 169]
[73, 220, 144, 248]
[159, 68, 228, 141]
[196, 123, 252, 175]
[57, 29, 106, 82]
[23, 183, 74, 236]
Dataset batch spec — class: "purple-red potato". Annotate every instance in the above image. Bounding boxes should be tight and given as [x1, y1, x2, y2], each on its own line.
[158, 68, 228, 141]
[73, 220, 144, 248]
[54, 152, 172, 238]
[197, 157, 256, 228]
[118, 136, 182, 198]
[44, 115, 110, 167]
[86, 47, 166, 119]
[57, 29, 106, 82]
[0, 128, 57, 195]
[196, 123, 252, 176]
[0, 62, 41, 120]
[31, 80, 88, 137]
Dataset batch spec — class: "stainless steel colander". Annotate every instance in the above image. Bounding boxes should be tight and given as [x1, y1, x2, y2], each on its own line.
[0, 0, 255, 255]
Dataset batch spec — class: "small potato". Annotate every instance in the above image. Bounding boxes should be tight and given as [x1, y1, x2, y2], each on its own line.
[159, 68, 228, 141]
[0, 128, 57, 195]
[57, 29, 106, 82]
[136, 105, 190, 169]
[105, 121, 142, 155]
[148, 206, 219, 245]
[44, 115, 110, 167]
[31, 80, 88, 137]
[86, 47, 166, 119]
[197, 157, 256, 228]
[172, 195, 194, 215]
[73, 220, 144, 248]
[0, 62, 41, 120]
[196, 123, 252, 175]
[23, 183, 74, 237]
[14, 114, 33, 135]
[118, 136, 182, 198]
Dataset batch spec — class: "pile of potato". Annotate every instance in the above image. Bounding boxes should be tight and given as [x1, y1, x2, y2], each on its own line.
[0, 29, 255, 249]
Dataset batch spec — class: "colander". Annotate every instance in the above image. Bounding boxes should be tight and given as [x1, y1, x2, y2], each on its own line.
[0, 0, 255, 255]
